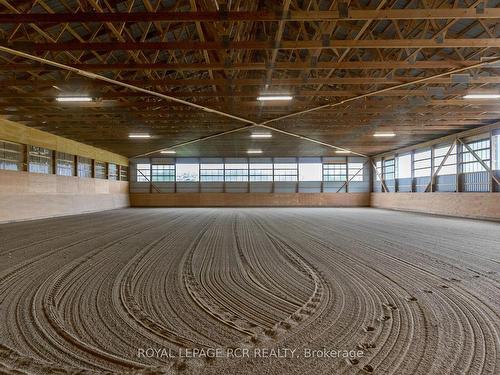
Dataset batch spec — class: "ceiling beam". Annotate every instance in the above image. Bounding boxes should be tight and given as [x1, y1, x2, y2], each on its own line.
[1, 88, 490, 98]
[7, 39, 500, 51]
[3, 76, 500, 87]
[0, 45, 356, 158]
[0, 46, 257, 126]
[0, 60, 486, 72]
[1, 8, 499, 23]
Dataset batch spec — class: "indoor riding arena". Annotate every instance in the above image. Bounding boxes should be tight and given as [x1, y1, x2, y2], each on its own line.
[0, 2, 499, 375]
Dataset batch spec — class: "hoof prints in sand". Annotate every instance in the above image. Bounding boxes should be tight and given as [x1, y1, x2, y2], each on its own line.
[0, 208, 499, 374]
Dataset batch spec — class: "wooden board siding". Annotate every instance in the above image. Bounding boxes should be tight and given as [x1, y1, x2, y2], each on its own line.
[130, 192, 370, 207]
[0, 169, 129, 222]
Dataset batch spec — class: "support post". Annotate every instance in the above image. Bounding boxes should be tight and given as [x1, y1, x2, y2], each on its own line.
[371, 160, 389, 192]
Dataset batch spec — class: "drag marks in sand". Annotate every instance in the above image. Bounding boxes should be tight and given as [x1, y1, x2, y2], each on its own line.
[0, 208, 499, 374]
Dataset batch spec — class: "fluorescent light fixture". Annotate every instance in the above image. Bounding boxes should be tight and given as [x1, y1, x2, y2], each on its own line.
[335, 150, 351, 154]
[247, 149, 263, 154]
[128, 134, 151, 138]
[56, 96, 92, 102]
[257, 95, 293, 101]
[463, 94, 500, 99]
[251, 133, 272, 138]
[373, 132, 396, 137]
[160, 150, 176, 154]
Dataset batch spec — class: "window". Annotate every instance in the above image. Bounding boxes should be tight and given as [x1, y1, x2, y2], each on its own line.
[200, 163, 224, 182]
[28, 146, 52, 174]
[348, 163, 364, 182]
[120, 166, 128, 181]
[274, 162, 298, 181]
[55, 152, 74, 176]
[413, 149, 432, 177]
[249, 162, 273, 181]
[375, 160, 382, 181]
[383, 159, 395, 180]
[176, 163, 199, 182]
[225, 162, 248, 182]
[152, 164, 175, 182]
[136, 163, 151, 182]
[0, 140, 22, 171]
[397, 154, 412, 178]
[323, 163, 346, 181]
[299, 162, 322, 181]
[433, 144, 457, 176]
[460, 139, 490, 173]
[77, 157, 93, 178]
[108, 163, 118, 180]
[95, 161, 107, 179]
[494, 131, 500, 171]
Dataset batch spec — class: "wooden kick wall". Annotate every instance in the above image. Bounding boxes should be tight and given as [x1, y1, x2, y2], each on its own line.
[0, 119, 129, 223]
[129, 192, 499, 220]
[0, 170, 129, 223]
[371, 193, 500, 221]
[130, 192, 370, 207]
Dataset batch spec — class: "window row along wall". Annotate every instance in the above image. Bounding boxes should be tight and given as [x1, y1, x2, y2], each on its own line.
[373, 128, 500, 193]
[371, 124, 500, 221]
[129, 156, 371, 194]
[129, 125, 499, 219]
[0, 119, 130, 223]
[0, 139, 129, 181]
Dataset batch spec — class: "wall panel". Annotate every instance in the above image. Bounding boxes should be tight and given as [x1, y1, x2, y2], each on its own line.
[130, 192, 370, 207]
[371, 193, 500, 221]
[0, 170, 129, 223]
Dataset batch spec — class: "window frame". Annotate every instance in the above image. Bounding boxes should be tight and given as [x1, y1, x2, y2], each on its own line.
[151, 164, 175, 182]
[224, 162, 249, 182]
[28, 145, 53, 174]
[459, 138, 491, 174]
[55, 152, 74, 177]
[77, 156, 93, 178]
[200, 163, 224, 182]
[136, 163, 151, 182]
[413, 149, 432, 178]
[0, 139, 23, 171]
[273, 162, 298, 182]
[249, 162, 273, 182]
[323, 162, 347, 182]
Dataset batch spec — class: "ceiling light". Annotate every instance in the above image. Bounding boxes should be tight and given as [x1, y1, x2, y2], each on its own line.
[335, 150, 351, 154]
[257, 95, 293, 101]
[56, 96, 92, 102]
[463, 94, 500, 99]
[160, 150, 176, 154]
[373, 132, 396, 137]
[251, 133, 272, 138]
[128, 134, 151, 138]
[247, 150, 263, 154]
